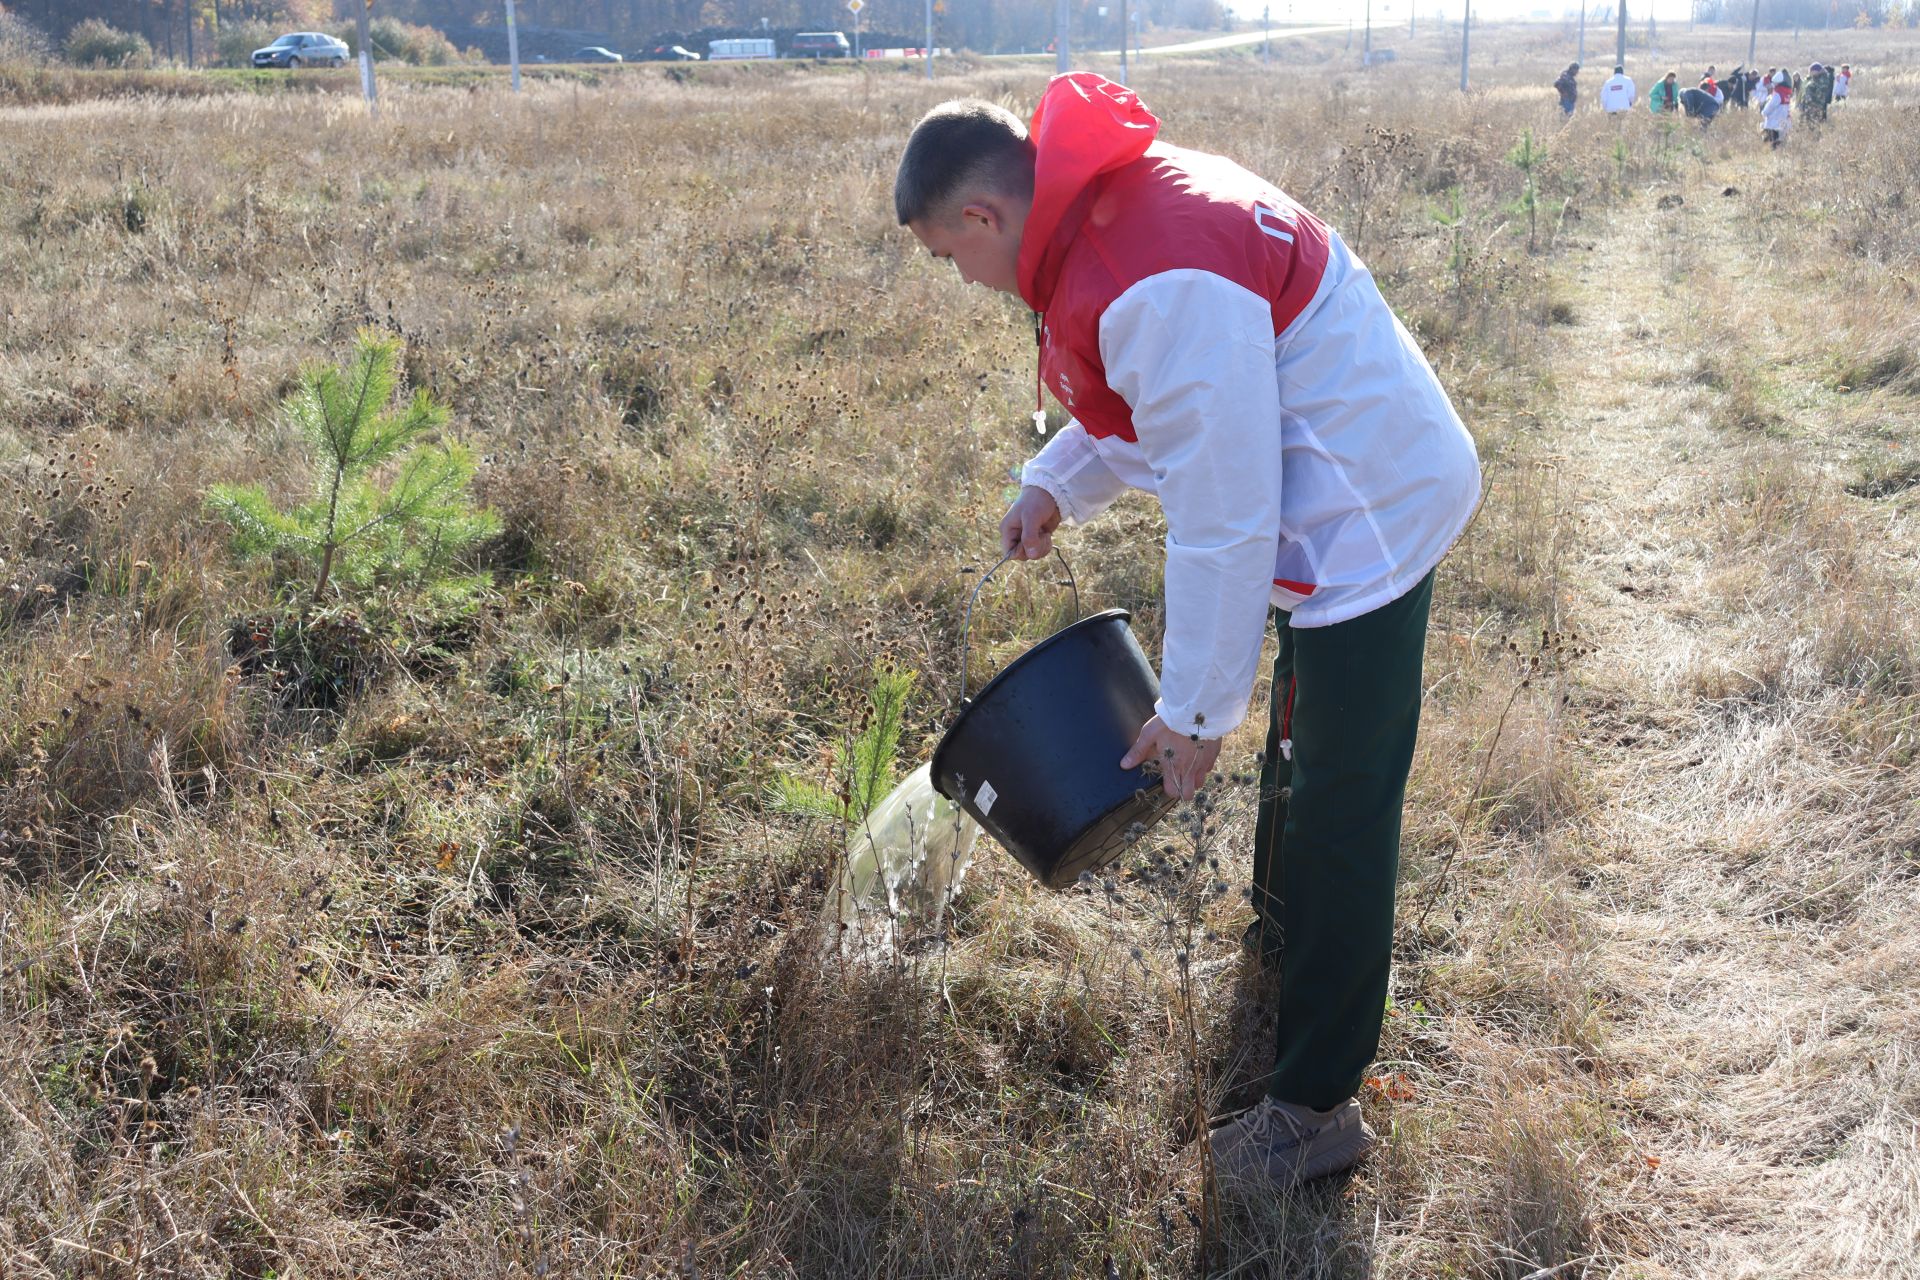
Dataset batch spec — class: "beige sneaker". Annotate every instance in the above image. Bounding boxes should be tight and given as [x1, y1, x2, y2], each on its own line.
[1208, 1096, 1372, 1189]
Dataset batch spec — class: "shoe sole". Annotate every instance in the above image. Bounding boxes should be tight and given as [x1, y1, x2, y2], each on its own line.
[1292, 1121, 1373, 1182]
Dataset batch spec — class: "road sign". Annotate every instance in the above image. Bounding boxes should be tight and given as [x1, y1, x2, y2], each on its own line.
[847, 0, 864, 11]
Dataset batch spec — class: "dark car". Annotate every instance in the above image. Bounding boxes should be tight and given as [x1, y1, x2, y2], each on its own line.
[635, 44, 700, 61]
[788, 31, 851, 58]
[570, 46, 624, 63]
[252, 32, 349, 69]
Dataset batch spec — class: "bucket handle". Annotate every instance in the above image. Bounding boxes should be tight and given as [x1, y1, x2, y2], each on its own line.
[958, 547, 1080, 707]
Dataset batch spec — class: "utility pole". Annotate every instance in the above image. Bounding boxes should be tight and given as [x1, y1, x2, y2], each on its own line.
[1364, 0, 1373, 64]
[1746, 0, 1759, 64]
[1263, 2, 1271, 63]
[505, 0, 522, 91]
[1459, 0, 1470, 91]
[926, 0, 934, 78]
[1120, 0, 1130, 81]
[1618, 0, 1628, 69]
[1055, 0, 1070, 72]
[356, 0, 379, 118]
[1578, 2, 1587, 65]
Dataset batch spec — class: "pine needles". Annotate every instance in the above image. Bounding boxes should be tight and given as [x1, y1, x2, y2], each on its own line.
[206, 327, 498, 611]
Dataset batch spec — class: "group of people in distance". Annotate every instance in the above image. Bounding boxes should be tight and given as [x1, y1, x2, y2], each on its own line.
[1555, 59, 1854, 148]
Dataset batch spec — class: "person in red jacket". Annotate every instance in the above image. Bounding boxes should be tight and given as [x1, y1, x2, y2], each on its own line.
[893, 76, 1480, 1190]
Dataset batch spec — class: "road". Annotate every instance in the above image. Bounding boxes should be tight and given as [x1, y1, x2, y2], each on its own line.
[986, 23, 1347, 61]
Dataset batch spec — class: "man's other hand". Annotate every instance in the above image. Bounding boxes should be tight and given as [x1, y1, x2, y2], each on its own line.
[1120, 715, 1223, 803]
[999, 486, 1062, 561]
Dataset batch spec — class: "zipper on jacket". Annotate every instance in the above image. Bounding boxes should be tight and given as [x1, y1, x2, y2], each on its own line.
[1279, 675, 1296, 762]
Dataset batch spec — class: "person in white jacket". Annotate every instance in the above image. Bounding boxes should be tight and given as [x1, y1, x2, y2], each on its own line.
[1600, 64, 1637, 114]
[1762, 84, 1793, 147]
[894, 78, 1481, 1191]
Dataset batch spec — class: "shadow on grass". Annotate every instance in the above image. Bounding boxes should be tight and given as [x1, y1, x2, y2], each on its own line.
[1215, 1173, 1376, 1280]
[1204, 954, 1378, 1280]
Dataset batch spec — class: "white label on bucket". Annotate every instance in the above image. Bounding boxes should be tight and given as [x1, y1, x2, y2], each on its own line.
[975, 780, 999, 816]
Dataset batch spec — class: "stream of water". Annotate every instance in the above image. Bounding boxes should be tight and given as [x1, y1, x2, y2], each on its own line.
[824, 763, 980, 958]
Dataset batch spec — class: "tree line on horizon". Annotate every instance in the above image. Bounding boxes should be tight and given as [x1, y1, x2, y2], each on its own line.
[2, 0, 1911, 68]
[2, 0, 1235, 63]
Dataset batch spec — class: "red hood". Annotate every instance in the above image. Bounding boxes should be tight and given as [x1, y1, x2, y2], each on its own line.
[1016, 73, 1160, 313]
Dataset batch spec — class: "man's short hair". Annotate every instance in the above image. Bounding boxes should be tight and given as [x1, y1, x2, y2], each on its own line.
[894, 99, 1035, 226]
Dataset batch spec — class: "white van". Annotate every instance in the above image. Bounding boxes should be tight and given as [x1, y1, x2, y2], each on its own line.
[708, 38, 776, 61]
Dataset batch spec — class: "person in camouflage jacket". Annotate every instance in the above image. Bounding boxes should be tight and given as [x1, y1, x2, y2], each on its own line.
[1800, 63, 1834, 122]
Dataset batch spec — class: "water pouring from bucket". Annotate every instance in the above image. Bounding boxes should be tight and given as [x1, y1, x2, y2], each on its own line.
[826, 761, 980, 958]
[931, 551, 1177, 890]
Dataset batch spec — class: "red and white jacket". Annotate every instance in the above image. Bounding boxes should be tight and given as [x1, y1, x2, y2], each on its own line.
[1017, 74, 1481, 740]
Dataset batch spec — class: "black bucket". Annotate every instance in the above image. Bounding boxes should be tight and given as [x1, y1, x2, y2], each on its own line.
[931, 555, 1176, 889]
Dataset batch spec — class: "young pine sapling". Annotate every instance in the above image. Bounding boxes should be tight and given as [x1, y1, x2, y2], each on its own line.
[207, 328, 498, 613]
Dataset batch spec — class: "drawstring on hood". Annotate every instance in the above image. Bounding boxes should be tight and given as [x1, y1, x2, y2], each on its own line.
[1032, 312, 1047, 434]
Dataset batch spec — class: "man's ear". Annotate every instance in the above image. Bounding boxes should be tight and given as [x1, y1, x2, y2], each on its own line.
[958, 201, 1004, 234]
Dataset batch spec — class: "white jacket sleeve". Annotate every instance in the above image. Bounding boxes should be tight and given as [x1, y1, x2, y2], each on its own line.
[1020, 419, 1129, 526]
[1100, 269, 1283, 740]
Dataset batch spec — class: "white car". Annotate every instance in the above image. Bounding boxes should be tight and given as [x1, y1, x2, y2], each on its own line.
[252, 32, 349, 69]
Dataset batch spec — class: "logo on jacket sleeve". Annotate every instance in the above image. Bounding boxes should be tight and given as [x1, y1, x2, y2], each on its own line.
[1254, 202, 1296, 244]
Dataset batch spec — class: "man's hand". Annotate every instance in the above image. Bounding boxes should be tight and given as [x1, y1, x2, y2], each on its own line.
[1120, 715, 1223, 803]
[999, 485, 1061, 561]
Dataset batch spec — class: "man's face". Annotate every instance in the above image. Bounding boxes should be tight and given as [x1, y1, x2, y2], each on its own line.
[909, 196, 1028, 296]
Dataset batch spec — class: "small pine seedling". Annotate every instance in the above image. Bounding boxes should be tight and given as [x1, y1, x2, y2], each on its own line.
[207, 327, 498, 610]
[1507, 129, 1544, 253]
[774, 662, 916, 822]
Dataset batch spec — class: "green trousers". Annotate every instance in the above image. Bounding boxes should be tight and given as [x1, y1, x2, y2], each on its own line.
[1249, 570, 1434, 1112]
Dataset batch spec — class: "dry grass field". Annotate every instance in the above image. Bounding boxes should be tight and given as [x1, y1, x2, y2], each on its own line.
[2, 21, 1918, 1278]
